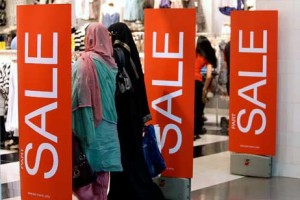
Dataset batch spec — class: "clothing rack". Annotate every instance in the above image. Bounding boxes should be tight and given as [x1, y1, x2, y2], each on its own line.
[0, 51, 18, 149]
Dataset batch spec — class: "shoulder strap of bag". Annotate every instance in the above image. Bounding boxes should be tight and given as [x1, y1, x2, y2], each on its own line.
[114, 47, 125, 71]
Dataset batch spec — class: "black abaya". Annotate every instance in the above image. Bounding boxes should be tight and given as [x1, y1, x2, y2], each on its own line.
[108, 22, 165, 200]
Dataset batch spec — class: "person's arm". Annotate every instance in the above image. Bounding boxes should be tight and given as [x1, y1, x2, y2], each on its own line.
[72, 59, 96, 147]
[72, 107, 96, 147]
[203, 63, 213, 94]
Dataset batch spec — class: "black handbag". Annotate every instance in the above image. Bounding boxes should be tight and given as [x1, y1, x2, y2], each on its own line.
[114, 47, 133, 94]
[72, 136, 97, 189]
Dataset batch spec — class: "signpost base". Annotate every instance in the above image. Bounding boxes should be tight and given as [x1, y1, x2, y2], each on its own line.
[155, 176, 191, 200]
[230, 152, 272, 178]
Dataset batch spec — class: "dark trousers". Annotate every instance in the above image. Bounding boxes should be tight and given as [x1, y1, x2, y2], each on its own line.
[226, 76, 230, 96]
[0, 116, 8, 142]
[194, 81, 205, 136]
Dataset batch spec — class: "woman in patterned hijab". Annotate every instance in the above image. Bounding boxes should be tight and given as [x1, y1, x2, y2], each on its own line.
[72, 22, 122, 200]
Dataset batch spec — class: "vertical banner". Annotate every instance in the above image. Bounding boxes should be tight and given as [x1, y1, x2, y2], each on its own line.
[229, 11, 278, 156]
[144, 9, 195, 178]
[18, 5, 72, 199]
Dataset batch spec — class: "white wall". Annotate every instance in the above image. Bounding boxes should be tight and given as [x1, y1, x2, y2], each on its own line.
[201, 0, 231, 35]
[203, 0, 256, 35]
[201, 0, 213, 34]
[257, 0, 300, 178]
[211, 0, 231, 35]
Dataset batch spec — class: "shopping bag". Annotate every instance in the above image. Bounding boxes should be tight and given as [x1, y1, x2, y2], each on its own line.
[143, 124, 167, 177]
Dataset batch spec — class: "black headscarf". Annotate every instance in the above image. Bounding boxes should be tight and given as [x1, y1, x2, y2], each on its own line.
[108, 22, 151, 123]
[108, 22, 143, 79]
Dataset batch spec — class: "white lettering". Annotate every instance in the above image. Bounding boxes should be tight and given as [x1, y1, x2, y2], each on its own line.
[152, 32, 184, 58]
[152, 61, 183, 87]
[154, 125, 162, 151]
[237, 109, 266, 135]
[239, 30, 267, 53]
[24, 31, 60, 179]
[25, 143, 58, 179]
[152, 90, 182, 124]
[159, 124, 182, 154]
[239, 56, 267, 77]
[25, 68, 58, 98]
[25, 32, 58, 64]
[25, 102, 58, 143]
[238, 79, 266, 109]
[231, 113, 236, 130]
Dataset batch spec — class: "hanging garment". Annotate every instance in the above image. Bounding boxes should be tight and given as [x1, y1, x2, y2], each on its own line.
[5, 61, 18, 136]
[74, 23, 89, 52]
[0, 10, 7, 26]
[89, 0, 100, 19]
[75, 0, 90, 20]
[143, 0, 154, 8]
[218, 0, 244, 16]
[10, 36, 17, 50]
[102, 12, 120, 28]
[159, 0, 171, 8]
[0, 60, 11, 118]
[101, 3, 120, 28]
[181, 0, 206, 32]
[195, 0, 206, 32]
[123, 0, 144, 21]
[170, 0, 183, 8]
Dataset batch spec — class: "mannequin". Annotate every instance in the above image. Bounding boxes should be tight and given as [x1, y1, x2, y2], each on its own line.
[100, 0, 120, 28]
[170, 0, 183, 8]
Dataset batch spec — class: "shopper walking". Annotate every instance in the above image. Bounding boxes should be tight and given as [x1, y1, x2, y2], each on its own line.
[107, 22, 165, 200]
[72, 22, 123, 200]
[224, 41, 230, 96]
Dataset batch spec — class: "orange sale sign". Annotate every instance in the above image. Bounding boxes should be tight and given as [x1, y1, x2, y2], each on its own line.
[144, 9, 195, 178]
[17, 5, 72, 199]
[229, 11, 278, 156]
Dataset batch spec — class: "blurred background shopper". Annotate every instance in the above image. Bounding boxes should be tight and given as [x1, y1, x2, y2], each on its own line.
[194, 35, 217, 140]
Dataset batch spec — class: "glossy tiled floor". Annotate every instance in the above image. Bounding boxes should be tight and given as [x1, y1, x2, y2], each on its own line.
[1, 114, 300, 199]
[191, 114, 300, 200]
[191, 176, 300, 200]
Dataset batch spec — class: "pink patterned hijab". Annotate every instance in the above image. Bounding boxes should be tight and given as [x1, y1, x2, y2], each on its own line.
[73, 23, 116, 127]
[85, 23, 117, 67]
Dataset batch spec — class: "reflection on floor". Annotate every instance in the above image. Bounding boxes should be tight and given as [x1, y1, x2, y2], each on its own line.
[191, 177, 300, 200]
[192, 151, 242, 191]
[1, 114, 300, 199]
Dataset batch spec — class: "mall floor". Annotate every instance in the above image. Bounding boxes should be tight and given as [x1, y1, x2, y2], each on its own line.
[1, 113, 300, 200]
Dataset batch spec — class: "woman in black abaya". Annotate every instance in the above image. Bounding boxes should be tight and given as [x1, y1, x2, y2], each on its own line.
[107, 22, 165, 200]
